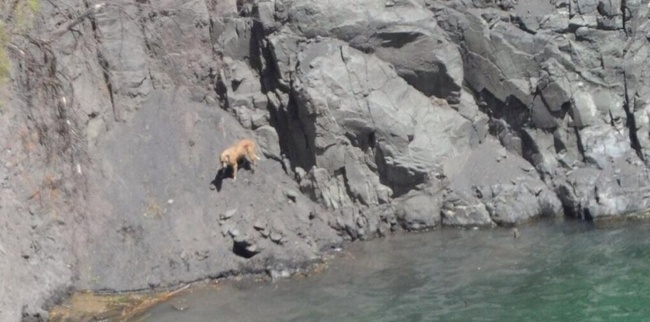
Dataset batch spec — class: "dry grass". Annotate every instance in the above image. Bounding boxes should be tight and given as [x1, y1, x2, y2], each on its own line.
[49, 284, 191, 322]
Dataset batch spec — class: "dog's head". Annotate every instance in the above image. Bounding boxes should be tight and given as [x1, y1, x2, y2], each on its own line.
[219, 154, 230, 168]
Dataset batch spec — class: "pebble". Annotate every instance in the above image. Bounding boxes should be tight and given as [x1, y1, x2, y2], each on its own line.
[233, 234, 247, 243]
[205, 96, 217, 105]
[245, 244, 259, 254]
[221, 208, 237, 220]
[269, 269, 291, 279]
[270, 231, 283, 243]
[253, 220, 266, 230]
[228, 228, 240, 237]
[284, 189, 298, 202]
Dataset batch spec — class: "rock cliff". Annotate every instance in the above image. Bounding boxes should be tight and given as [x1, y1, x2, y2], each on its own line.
[2, 0, 650, 320]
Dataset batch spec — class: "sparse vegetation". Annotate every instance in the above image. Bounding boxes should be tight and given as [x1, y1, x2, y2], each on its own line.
[0, 1, 107, 167]
[48, 285, 191, 322]
[0, 0, 38, 83]
[0, 24, 9, 82]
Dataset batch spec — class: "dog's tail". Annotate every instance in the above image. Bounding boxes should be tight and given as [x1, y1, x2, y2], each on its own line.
[243, 139, 262, 159]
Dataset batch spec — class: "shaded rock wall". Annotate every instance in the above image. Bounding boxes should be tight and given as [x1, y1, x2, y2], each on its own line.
[2, 0, 650, 320]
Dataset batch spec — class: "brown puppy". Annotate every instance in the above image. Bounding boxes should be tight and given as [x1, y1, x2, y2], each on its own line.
[219, 139, 261, 181]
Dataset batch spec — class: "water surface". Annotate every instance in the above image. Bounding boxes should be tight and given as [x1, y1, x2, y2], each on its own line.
[138, 220, 650, 321]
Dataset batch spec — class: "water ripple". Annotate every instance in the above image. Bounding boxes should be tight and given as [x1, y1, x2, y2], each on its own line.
[138, 220, 650, 322]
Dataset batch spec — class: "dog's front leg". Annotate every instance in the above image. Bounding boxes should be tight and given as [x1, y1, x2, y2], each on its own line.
[232, 163, 238, 181]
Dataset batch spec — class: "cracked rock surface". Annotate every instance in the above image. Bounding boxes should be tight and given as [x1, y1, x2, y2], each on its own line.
[3, 0, 650, 320]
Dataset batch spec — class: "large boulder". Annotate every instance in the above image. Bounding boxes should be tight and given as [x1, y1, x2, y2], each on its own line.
[265, 34, 475, 229]
[265, 0, 464, 101]
[429, 0, 650, 221]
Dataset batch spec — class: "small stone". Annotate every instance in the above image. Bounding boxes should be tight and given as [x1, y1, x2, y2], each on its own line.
[259, 229, 270, 238]
[270, 231, 283, 243]
[522, 165, 534, 172]
[188, 140, 195, 147]
[269, 269, 291, 279]
[228, 228, 240, 237]
[294, 167, 306, 180]
[221, 208, 237, 220]
[253, 220, 266, 230]
[285, 189, 298, 202]
[245, 244, 259, 253]
[233, 234, 246, 243]
[210, 184, 216, 191]
[167, 199, 174, 204]
[205, 96, 217, 104]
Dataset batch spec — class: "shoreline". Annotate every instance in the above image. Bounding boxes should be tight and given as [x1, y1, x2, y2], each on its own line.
[47, 214, 650, 320]
[5, 1, 650, 320]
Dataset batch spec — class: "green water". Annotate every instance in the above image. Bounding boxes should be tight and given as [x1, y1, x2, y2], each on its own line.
[139, 220, 650, 322]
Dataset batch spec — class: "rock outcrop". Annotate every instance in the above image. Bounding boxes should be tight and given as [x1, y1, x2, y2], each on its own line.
[3, 0, 650, 320]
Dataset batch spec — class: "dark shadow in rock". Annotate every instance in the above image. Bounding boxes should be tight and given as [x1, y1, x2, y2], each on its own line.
[232, 240, 259, 259]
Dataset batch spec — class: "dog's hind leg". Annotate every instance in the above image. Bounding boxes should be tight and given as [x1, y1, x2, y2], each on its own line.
[247, 147, 260, 166]
[250, 150, 261, 173]
[244, 155, 256, 173]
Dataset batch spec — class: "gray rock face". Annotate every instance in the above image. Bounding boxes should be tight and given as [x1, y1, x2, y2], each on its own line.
[282, 0, 464, 101]
[255, 125, 282, 160]
[442, 140, 563, 226]
[394, 187, 443, 231]
[271, 36, 472, 194]
[428, 0, 650, 221]
[6, 0, 650, 320]
[442, 190, 493, 227]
